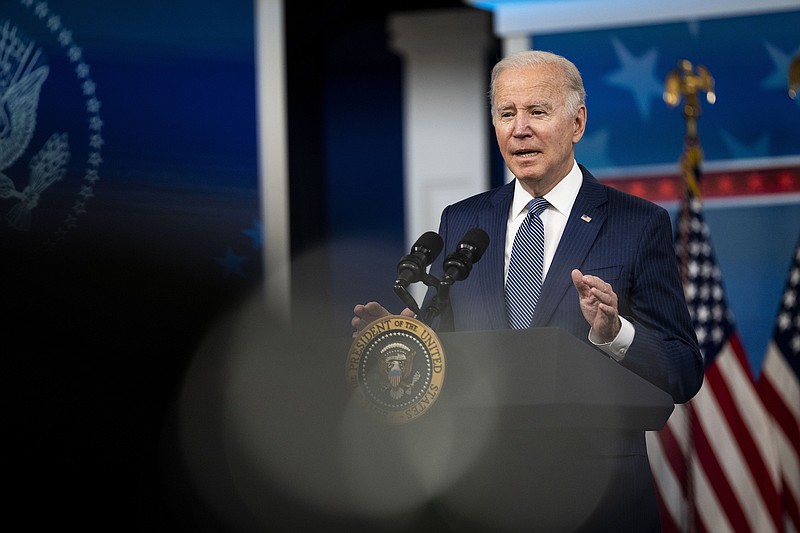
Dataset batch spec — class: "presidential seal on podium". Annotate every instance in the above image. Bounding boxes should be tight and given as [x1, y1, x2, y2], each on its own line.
[346, 315, 445, 425]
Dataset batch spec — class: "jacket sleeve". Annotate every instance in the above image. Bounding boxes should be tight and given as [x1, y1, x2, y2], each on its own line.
[617, 207, 704, 404]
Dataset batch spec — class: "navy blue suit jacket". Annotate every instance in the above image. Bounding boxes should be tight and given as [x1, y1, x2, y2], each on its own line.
[423, 165, 703, 531]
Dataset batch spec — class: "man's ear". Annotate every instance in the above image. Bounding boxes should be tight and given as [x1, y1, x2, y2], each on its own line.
[573, 105, 587, 143]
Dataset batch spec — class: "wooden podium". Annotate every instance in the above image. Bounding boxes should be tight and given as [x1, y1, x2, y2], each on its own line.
[318, 326, 676, 530]
[432, 327, 673, 430]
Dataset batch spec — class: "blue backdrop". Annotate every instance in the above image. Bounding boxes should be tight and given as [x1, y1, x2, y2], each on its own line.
[2, 0, 261, 282]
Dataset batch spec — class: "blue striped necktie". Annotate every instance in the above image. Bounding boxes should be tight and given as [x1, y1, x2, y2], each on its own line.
[506, 197, 549, 329]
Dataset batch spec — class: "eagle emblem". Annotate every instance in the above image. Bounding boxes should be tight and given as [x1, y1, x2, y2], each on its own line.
[380, 342, 421, 400]
[0, 20, 70, 231]
[0, 6, 105, 243]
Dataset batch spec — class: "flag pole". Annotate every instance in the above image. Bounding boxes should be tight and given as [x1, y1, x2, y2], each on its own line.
[663, 59, 715, 283]
[658, 59, 717, 533]
[663, 59, 715, 200]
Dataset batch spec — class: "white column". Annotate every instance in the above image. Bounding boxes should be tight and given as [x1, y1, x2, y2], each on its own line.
[256, 0, 290, 320]
[389, 8, 493, 300]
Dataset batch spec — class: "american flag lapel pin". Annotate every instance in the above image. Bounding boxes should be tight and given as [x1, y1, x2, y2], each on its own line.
[581, 214, 592, 223]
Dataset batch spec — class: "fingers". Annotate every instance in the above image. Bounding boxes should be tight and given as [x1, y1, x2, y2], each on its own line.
[591, 285, 616, 307]
[573, 270, 618, 309]
[352, 301, 391, 336]
[574, 272, 612, 296]
[572, 269, 620, 340]
[354, 301, 387, 317]
[571, 269, 591, 297]
[581, 275, 619, 320]
[351, 314, 365, 333]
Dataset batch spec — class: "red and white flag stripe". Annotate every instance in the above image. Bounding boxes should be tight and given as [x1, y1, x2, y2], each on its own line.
[757, 242, 800, 532]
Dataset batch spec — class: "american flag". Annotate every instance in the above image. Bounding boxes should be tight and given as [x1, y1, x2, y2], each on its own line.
[757, 239, 800, 531]
[646, 142, 784, 532]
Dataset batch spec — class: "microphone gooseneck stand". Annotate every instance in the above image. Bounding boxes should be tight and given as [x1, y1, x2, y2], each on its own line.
[395, 227, 490, 334]
[431, 278, 454, 332]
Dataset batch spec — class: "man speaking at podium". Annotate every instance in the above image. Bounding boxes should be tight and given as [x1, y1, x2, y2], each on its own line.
[353, 50, 703, 531]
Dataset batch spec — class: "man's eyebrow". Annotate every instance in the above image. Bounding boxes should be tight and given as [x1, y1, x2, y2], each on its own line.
[525, 101, 554, 111]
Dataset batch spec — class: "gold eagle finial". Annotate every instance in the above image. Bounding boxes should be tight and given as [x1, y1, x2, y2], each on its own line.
[663, 59, 715, 140]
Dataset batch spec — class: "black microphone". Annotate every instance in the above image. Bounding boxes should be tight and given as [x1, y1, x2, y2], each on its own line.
[443, 228, 490, 282]
[395, 231, 444, 288]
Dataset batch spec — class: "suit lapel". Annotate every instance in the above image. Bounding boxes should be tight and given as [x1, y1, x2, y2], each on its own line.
[477, 182, 514, 329]
[533, 168, 608, 327]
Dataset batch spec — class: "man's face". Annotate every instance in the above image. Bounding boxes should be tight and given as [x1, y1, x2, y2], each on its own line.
[493, 63, 586, 196]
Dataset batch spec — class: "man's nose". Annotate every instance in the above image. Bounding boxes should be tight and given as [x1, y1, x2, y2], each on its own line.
[512, 116, 533, 137]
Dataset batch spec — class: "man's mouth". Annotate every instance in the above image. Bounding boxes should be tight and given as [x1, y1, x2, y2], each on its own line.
[512, 149, 541, 158]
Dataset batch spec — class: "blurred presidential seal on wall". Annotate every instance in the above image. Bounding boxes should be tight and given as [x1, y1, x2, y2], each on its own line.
[346, 315, 445, 425]
[1, 1, 104, 246]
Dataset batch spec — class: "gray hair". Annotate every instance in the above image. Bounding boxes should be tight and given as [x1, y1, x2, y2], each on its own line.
[489, 50, 586, 121]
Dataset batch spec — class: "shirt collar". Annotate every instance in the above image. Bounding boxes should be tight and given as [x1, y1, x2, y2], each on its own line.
[511, 160, 582, 220]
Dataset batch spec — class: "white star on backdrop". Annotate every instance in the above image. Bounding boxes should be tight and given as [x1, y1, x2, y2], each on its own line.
[604, 37, 663, 121]
[761, 41, 800, 90]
